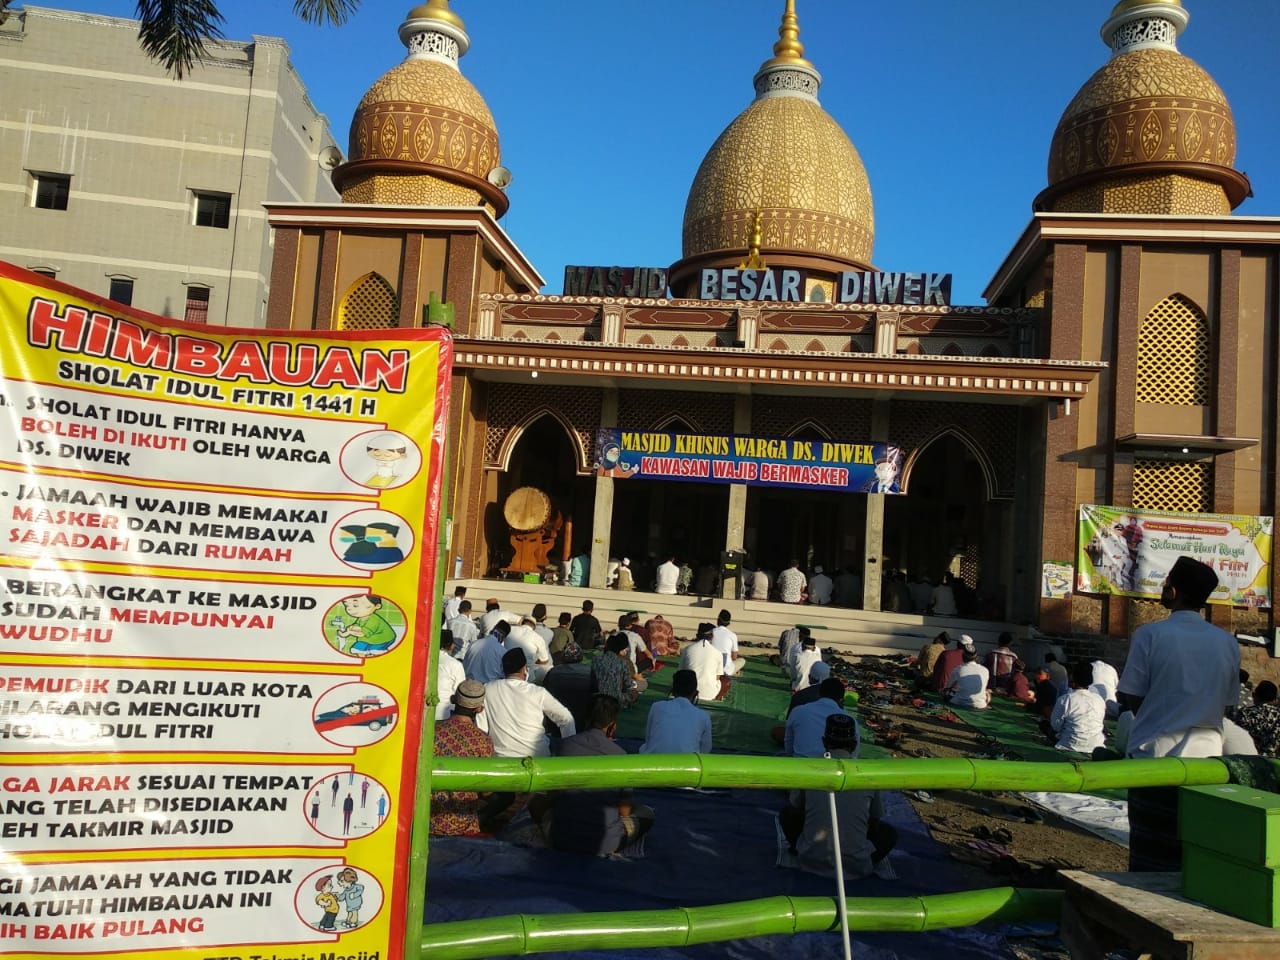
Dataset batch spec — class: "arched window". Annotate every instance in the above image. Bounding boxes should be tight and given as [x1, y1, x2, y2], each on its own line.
[1136, 294, 1211, 405]
[337, 272, 398, 331]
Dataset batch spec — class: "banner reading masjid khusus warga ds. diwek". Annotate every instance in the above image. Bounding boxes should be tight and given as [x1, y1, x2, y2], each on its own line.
[0, 261, 450, 960]
[594, 428, 908, 494]
[1077, 503, 1272, 607]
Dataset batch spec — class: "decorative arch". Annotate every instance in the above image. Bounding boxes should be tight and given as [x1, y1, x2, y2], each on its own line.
[654, 413, 697, 434]
[337, 272, 398, 331]
[546, 331, 561, 341]
[671, 335, 689, 347]
[637, 333, 656, 345]
[900, 426, 1000, 501]
[493, 407, 590, 474]
[979, 344, 1002, 357]
[903, 341, 922, 355]
[1136, 293, 1211, 405]
[941, 342, 964, 357]
[785, 419, 833, 441]
[512, 330, 529, 339]
[769, 338, 789, 351]
[804, 339, 825, 353]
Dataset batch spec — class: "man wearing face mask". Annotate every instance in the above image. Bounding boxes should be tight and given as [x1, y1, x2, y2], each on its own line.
[1118, 555, 1239, 871]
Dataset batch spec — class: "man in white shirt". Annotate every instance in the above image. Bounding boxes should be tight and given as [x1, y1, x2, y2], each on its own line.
[1119, 556, 1239, 871]
[785, 678, 854, 758]
[807, 565, 833, 605]
[1051, 660, 1107, 753]
[435, 632, 467, 721]
[530, 603, 555, 645]
[746, 566, 770, 600]
[478, 598, 511, 636]
[944, 648, 990, 709]
[930, 574, 957, 616]
[442, 585, 466, 623]
[505, 617, 552, 684]
[640, 669, 712, 754]
[710, 610, 742, 677]
[444, 599, 479, 660]
[776, 560, 806, 604]
[1090, 659, 1121, 718]
[464, 620, 511, 684]
[484, 648, 577, 758]
[792, 635, 823, 692]
[654, 555, 680, 595]
[679, 623, 726, 701]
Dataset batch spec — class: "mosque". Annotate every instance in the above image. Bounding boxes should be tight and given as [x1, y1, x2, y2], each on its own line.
[263, 0, 1275, 642]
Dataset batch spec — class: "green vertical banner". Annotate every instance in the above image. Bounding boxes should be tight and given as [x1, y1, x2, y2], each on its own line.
[1077, 503, 1272, 607]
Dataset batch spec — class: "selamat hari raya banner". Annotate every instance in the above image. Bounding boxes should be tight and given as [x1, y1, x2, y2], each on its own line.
[1077, 503, 1272, 607]
[0, 262, 451, 960]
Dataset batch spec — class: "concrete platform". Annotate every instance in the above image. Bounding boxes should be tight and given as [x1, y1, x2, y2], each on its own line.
[442, 578, 1039, 660]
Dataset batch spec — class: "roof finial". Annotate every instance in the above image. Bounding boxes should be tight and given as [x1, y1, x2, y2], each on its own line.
[1102, 1, 1188, 56]
[738, 211, 767, 270]
[753, 1, 820, 100]
[400, 1, 471, 65]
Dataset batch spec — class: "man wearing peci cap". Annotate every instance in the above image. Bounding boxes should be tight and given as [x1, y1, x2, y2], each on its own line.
[1119, 555, 1240, 871]
[807, 565, 833, 605]
[640, 670, 712, 754]
[786, 677, 855, 758]
[930, 634, 970, 693]
[680, 623, 726, 701]
[430, 680, 502, 837]
[791, 634, 824, 693]
[710, 610, 742, 677]
[780, 713, 897, 880]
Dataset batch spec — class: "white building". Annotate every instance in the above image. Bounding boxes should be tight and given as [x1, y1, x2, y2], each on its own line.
[0, 4, 341, 325]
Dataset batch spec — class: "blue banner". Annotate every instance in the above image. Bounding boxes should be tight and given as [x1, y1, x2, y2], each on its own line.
[593, 428, 906, 494]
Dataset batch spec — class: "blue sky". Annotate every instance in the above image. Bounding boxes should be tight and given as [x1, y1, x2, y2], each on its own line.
[58, 1, 1280, 302]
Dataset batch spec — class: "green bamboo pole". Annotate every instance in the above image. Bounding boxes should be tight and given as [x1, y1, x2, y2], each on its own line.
[430, 753, 1248, 794]
[418, 887, 1063, 959]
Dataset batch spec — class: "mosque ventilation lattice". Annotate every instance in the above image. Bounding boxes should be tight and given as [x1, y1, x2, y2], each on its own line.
[1135, 293, 1211, 405]
[338, 273, 398, 331]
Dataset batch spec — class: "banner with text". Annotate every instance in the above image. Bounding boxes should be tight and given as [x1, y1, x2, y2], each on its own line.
[594, 428, 907, 494]
[0, 261, 451, 960]
[1077, 503, 1272, 607]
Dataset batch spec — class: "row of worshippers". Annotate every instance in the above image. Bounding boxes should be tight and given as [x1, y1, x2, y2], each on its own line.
[676, 611, 744, 702]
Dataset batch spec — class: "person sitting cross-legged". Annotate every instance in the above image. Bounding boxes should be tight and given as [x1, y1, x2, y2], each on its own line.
[1051, 659, 1107, 754]
[779, 713, 897, 880]
[785, 677, 854, 758]
[639, 669, 712, 754]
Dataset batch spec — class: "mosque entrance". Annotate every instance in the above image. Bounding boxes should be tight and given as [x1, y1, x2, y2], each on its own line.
[487, 415, 595, 573]
[610, 481, 729, 584]
[883, 433, 1012, 618]
[747, 488, 865, 580]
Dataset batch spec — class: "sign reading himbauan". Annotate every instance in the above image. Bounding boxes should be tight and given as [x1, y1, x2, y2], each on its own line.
[698, 268, 952, 305]
[595, 428, 907, 495]
[0, 261, 451, 960]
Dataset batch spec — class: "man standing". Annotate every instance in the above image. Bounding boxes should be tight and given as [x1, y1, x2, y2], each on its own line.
[710, 610, 742, 677]
[776, 559, 806, 604]
[640, 669, 712, 754]
[484, 648, 577, 758]
[654, 555, 680, 595]
[1118, 556, 1239, 871]
[680, 622, 726, 701]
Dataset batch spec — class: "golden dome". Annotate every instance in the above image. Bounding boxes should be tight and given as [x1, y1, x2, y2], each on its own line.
[335, 3, 508, 214]
[679, 1, 873, 271]
[1041, 3, 1249, 213]
[682, 97, 874, 265]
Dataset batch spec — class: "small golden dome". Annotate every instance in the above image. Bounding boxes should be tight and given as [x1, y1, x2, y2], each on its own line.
[335, 3, 507, 214]
[682, 96, 874, 266]
[679, 1, 873, 270]
[1041, 2, 1249, 213]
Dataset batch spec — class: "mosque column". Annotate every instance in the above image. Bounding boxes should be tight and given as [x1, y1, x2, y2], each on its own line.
[588, 388, 619, 589]
[722, 393, 752, 598]
[862, 399, 890, 611]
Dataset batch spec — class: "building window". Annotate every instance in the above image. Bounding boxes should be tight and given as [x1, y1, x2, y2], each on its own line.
[184, 286, 211, 324]
[32, 173, 70, 210]
[337, 272, 398, 331]
[108, 278, 134, 306]
[193, 191, 232, 229]
[1136, 293, 1211, 405]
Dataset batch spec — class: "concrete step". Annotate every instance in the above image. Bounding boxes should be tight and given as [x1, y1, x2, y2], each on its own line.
[442, 579, 1028, 660]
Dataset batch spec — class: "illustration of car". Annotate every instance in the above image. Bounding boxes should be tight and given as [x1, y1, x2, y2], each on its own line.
[314, 696, 398, 733]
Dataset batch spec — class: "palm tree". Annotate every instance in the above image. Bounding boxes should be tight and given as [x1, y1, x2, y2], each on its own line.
[0, 0, 360, 78]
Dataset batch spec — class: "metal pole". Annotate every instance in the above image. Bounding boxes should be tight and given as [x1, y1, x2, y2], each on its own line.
[825, 790, 853, 960]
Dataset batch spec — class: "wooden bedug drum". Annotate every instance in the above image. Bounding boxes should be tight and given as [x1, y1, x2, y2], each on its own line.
[501, 486, 563, 576]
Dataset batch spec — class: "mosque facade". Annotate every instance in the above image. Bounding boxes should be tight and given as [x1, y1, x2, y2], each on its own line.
[265, 0, 1276, 641]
